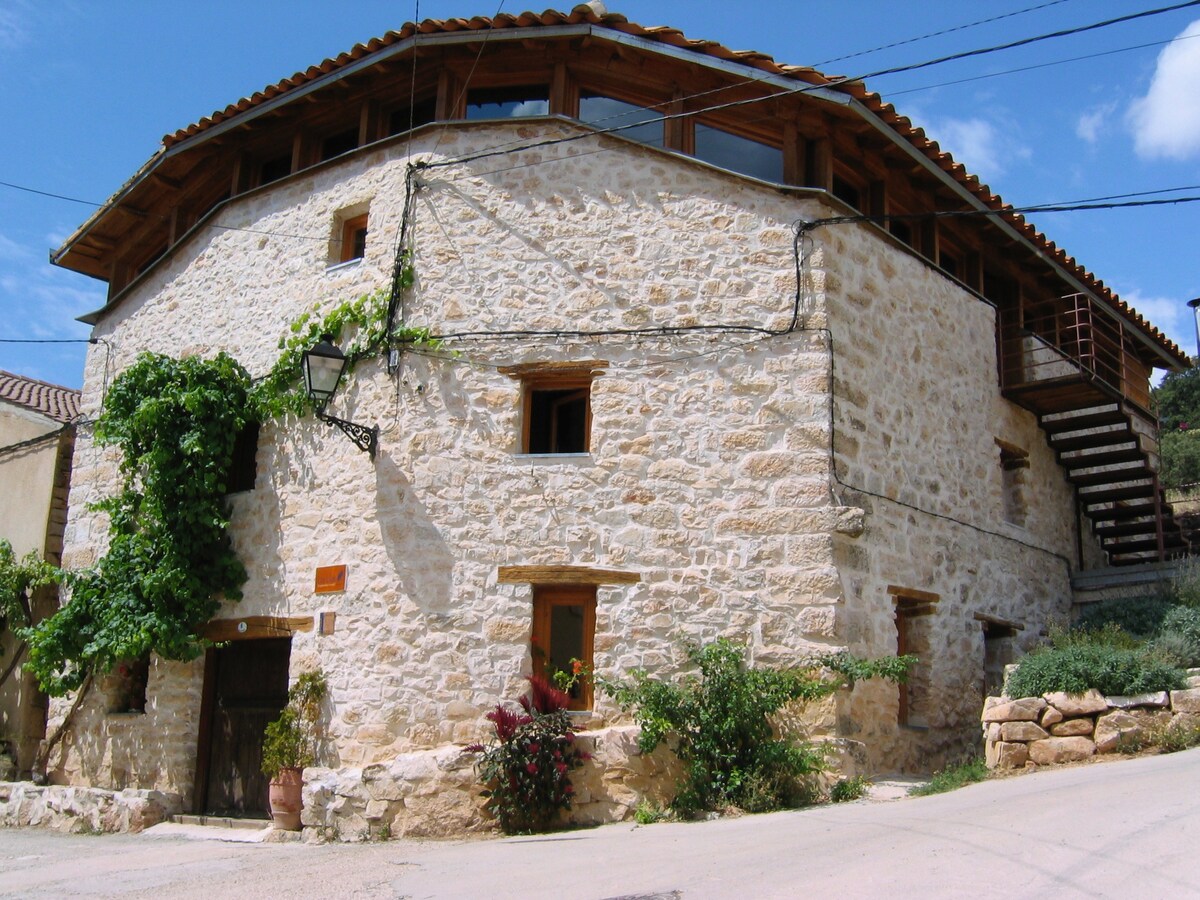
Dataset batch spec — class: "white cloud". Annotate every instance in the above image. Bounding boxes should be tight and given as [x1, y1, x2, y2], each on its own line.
[1076, 101, 1118, 144]
[921, 115, 1029, 184]
[0, 1, 31, 49]
[1120, 289, 1195, 356]
[1127, 19, 1200, 160]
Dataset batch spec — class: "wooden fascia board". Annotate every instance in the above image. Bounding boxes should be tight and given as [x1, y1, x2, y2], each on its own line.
[498, 565, 639, 585]
[201, 615, 315, 642]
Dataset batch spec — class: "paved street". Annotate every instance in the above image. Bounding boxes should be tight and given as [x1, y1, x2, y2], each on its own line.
[2, 749, 1199, 899]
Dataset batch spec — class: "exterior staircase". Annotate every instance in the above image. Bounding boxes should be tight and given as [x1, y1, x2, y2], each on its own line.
[999, 293, 1196, 566]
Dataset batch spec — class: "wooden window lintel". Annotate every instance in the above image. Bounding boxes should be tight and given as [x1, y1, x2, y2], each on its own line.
[499, 360, 608, 380]
[202, 615, 315, 642]
[498, 565, 639, 585]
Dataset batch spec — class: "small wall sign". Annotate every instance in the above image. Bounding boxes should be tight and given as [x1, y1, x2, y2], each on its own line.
[314, 564, 347, 594]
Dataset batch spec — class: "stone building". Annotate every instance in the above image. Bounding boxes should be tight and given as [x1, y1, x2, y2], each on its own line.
[42, 6, 1188, 834]
[0, 371, 79, 778]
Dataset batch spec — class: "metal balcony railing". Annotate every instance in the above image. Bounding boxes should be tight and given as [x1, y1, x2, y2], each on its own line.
[999, 292, 1152, 413]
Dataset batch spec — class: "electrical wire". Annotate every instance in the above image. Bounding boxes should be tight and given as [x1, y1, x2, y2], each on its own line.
[813, 0, 1076, 66]
[886, 29, 1200, 99]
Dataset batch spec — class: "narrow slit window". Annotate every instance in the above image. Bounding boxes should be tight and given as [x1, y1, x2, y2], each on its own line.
[226, 422, 260, 494]
[997, 441, 1029, 527]
[890, 586, 938, 728]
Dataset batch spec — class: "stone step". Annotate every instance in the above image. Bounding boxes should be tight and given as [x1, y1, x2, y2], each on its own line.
[170, 813, 271, 831]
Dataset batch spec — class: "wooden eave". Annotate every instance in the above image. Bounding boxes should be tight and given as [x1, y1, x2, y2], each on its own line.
[50, 10, 1188, 368]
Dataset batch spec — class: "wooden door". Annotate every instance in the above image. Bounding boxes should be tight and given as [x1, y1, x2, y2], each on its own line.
[196, 638, 291, 818]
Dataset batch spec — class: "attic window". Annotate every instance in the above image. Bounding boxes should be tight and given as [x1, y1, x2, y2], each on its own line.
[579, 91, 663, 147]
[321, 128, 359, 161]
[388, 98, 437, 136]
[259, 154, 292, 186]
[832, 175, 862, 211]
[501, 362, 607, 455]
[694, 123, 783, 183]
[466, 85, 549, 119]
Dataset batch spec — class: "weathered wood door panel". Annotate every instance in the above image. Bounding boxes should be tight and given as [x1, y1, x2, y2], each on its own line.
[199, 637, 291, 818]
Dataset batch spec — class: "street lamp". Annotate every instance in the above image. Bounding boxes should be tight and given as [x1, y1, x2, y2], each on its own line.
[301, 335, 378, 459]
[1188, 298, 1200, 361]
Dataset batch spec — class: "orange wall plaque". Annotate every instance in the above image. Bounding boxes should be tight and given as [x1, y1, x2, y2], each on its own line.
[315, 564, 347, 594]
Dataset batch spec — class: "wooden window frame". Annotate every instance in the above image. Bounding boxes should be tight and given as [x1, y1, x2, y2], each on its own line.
[339, 214, 368, 264]
[531, 584, 596, 711]
[500, 362, 607, 455]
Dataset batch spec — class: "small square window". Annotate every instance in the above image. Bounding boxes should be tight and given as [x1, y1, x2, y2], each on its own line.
[259, 154, 292, 186]
[339, 214, 368, 264]
[321, 128, 358, 162]
[526, 382, 590, 454]
[503, 362, 606, 455]
[108, 655, 150, 714]
[532, 585, 596, 711]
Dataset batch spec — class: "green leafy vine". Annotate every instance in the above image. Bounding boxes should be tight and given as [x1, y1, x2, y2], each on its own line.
[23, 352, 254, 695]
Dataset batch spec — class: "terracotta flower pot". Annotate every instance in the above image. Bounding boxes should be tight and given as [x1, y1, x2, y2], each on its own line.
[268, 766, 304, 830]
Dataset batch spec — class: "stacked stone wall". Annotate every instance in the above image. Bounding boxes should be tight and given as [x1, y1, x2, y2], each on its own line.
[0, 782, 178, 833]
[50, 121, 859, 821]
[983, 678, 1200, 768]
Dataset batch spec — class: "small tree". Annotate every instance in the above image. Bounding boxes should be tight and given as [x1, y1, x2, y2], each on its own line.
[262, 670, 327, 779]
[602, 639, 913, 817]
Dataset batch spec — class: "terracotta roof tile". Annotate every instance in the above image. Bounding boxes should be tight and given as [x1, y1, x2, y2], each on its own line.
[0, 370, 81, 425]
[143, 7, 1184, 366]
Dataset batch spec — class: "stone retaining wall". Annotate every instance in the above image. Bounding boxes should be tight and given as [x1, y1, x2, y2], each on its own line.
[0, 782, 179, 833]
[302, 725, 679, 841]
[983, 679, 1200, 769]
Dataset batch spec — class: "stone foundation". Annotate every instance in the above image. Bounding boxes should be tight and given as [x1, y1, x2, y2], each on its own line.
[0, 782, 179, 833]
[302, 725, 680, 841]
[982, 679, 1200, 768]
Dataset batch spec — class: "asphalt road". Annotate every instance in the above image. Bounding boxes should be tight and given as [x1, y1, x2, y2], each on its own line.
[2, 749, 1199, 899]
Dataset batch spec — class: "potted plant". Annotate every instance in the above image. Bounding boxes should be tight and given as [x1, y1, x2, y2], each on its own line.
[261, 670, 327, 830]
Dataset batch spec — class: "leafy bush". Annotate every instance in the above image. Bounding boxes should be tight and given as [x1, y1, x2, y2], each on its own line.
[830, 775, 870, 803]
[909, 759, 988, 796]
[469, 676, 587, 834]
[1150, 606, 1200, 668]
[1152, 720, 1200, 753]
[633, 799, 668, 824]
[1006, 642, 1185, 698]
[601, 639, 913, 817]
[1073, 595, 1174, 638]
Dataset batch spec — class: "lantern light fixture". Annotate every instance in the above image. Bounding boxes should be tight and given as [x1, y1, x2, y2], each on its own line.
[301, 334, 378, 459]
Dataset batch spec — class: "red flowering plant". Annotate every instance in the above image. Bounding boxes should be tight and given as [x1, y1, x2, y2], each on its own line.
[466, 675, 589, 833]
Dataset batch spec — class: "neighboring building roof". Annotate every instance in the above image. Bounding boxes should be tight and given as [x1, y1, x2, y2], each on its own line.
[53, 5, 1189, 367]
[0, 370, 81, 425]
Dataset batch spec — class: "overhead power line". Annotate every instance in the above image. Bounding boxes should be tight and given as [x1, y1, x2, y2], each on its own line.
[814, 0, 1076, 66]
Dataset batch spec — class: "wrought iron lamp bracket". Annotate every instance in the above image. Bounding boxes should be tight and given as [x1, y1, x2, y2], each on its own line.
[318, 411, 378, 459]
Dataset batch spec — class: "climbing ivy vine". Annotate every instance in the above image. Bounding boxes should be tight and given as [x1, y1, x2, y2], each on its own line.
[23, 352, 253, 695]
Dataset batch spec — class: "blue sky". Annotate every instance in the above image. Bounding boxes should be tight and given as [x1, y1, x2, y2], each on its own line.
[1, 0, 1198, 388]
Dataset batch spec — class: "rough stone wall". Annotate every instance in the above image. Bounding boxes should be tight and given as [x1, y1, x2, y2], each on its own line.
[823, 223, 1101, 772]
[51, 122, 856, 808]
[0, 781, 178, 833]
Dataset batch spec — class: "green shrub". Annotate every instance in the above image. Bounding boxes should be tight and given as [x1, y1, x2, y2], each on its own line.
[909, 759, 988, 797]
[1152, 606, 1200, 668]
[830, 775, 870, 803]
[1073, 595, 1174, 638]
[1169, 559, 1200, 608]
[633, 799, 668, 824]
[1006, 643, 1185, 698]
[601, 639, 912, 817]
